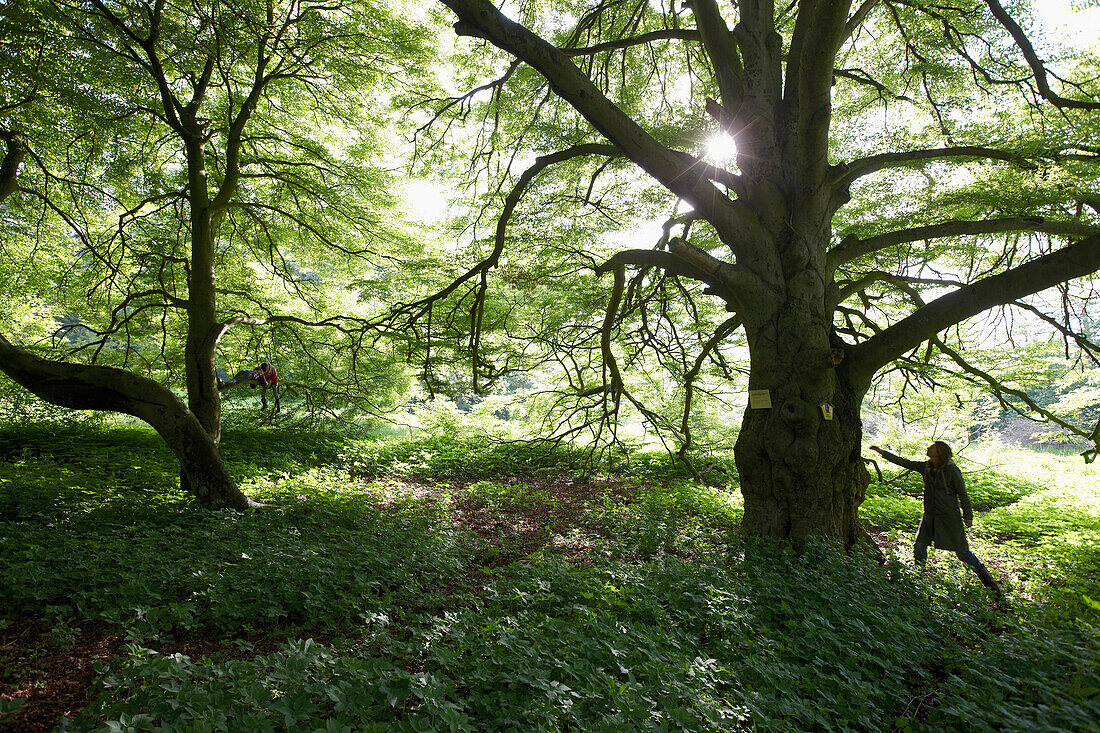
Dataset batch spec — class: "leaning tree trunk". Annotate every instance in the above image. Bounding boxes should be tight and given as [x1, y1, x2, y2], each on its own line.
[0, 334, 256, 509]
[0, 123, 251, 508]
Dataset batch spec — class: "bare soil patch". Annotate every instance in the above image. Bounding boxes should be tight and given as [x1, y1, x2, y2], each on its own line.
[0, 622, 122, 733]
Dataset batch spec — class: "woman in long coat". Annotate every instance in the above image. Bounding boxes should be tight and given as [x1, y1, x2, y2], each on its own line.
[869, 441, 1002, 596]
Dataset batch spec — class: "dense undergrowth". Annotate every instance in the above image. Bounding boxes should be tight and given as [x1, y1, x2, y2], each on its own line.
[1, 424, 1098, 732]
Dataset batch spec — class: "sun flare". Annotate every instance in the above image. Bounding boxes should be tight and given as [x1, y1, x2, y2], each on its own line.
[704, 132, 738, 164]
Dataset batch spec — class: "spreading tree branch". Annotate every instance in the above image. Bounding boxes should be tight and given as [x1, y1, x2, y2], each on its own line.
[932, 335, 1089, 439]
[848, 234, 1100, 382]
[678, 315, 742, 475]
[984, 0, 1100, 111]
[830, 218, 1099, 267]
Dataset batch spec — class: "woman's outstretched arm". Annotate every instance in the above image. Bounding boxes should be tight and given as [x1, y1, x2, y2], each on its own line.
[869, 446, 926, 473]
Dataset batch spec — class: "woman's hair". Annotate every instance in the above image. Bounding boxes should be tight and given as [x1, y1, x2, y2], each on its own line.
[930, 440, 953, 465]
[260, 362, 273, 371]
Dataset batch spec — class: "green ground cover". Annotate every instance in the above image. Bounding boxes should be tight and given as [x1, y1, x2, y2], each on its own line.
[0, 425, 1097, 732]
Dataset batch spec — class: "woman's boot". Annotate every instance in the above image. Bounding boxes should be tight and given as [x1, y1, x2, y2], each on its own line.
[974, 565, 1004, 599]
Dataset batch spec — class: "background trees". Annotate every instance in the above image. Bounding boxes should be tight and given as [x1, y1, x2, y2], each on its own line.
[0, 0, 434, 503]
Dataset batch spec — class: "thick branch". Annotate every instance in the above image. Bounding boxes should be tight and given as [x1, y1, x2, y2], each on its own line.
[835, 271, 962, 303]
[985, 0, 1100, 110]
[834, 145, 1038, 188]
[561, 29, 699, 56]
[600, 265, 626, 393]
[848, 234, 1100, 383]
[785, 0, 853, 176]
[594, 237, 745, 308]
[830, 218, 1099, 267]
[689, 0, 743, 110]
[678, 315, 742, 470]
[211, 16, 279, 212]
[217, 376, 264, 393]
[843, 0, 879, 42]
[596, 249, 712, 281]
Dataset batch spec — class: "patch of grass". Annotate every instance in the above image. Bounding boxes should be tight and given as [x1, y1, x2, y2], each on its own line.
[614, 448, 739, 484]
[976, 488, 1100, 544]
[584, 478, 742, 559]
[0, 440, 472, 644]
[334, 435, 735, 486]
[859, 485, 923, 530]
[963, 470, 1042, 512]
[930, 622, 1100, 732]
[72, 542, 957, 732]
[464, 480, 557, 512]
[970, 483, 1100, 628]
[2, 424, 1098, 732]
[337, 435, 578, 480]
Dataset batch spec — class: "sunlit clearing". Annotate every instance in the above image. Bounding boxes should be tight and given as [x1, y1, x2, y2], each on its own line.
[704, 133, 737, 164]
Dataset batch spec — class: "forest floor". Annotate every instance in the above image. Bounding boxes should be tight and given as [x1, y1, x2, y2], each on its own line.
[0, 474, 690, 732]
[1, 425, 1098, 732]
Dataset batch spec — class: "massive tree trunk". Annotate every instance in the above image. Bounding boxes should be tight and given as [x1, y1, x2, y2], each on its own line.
[0, 334, 256, 509]
[735, 336, 869, 546]
[728, 181, 871, 545]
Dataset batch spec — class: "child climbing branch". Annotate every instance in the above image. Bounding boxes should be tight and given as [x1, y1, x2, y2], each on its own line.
[218, 362, 281, 411]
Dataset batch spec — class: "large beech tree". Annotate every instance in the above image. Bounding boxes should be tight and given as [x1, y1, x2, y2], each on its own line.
[417, 0, 1100, 544]
[0, 0, 427, 506]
